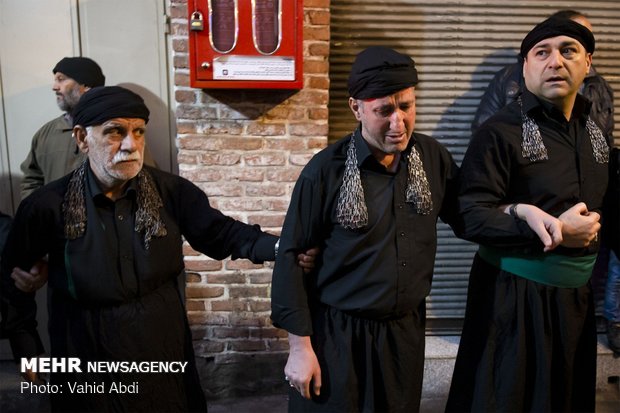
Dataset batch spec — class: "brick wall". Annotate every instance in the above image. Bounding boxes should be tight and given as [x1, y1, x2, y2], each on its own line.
[169, 0, 330, 398]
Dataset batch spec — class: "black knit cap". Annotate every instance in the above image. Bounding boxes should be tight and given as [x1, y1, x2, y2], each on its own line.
[347, 46, 419, 100]
[72, 86, 150, 127]
[53, 57, 105, 87]
[520, 16, 595, 58]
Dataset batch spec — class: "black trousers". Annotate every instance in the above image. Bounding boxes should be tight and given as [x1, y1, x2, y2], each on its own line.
[445, 254, 596, 413]
[289, 305, 425, 413]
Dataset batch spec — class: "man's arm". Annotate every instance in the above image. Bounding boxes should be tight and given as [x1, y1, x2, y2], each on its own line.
[19, 145, 45, 200]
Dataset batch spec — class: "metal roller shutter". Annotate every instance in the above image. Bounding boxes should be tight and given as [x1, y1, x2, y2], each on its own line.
[328, 0, 620, 330]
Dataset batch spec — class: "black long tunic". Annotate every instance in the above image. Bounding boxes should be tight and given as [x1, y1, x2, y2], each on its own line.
[446, 89, 609, 412]
[1, 164, 277, 412]
[271, 128, 459, 411]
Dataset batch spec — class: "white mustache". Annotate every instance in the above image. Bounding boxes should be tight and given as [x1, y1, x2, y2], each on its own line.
[112, 151, 141, 164]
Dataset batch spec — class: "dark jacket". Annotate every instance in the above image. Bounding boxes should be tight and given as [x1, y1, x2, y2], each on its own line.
[472, 61, 615, 144]
[604, 147, 620, 257]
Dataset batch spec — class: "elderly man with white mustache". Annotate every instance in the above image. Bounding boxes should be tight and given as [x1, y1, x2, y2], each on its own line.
[0, 86, 290, 412]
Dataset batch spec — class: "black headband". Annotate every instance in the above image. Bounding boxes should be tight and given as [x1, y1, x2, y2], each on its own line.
[53, 57, 105, 87]
[348, 46, 419, 100]
[520, 16, 595, 58]
[72, 86, 150, 127]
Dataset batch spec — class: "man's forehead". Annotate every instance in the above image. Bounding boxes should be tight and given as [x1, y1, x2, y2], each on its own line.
[97, 118, 146, 127]
[530, 35, 584, 51]
[54, 71, 74, 81]
[363, 87, 415, 104]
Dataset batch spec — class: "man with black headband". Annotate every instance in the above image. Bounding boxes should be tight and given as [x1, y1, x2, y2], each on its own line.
[471, 10, 614, 142]
[20, 57, 105, 199]
[271, 46, 461, 412]
[446, 16, 609, 412]
[0, 85, 284, 412]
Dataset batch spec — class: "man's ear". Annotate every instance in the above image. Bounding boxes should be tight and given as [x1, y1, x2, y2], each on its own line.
[73, 126, 89, 154]
[349, 97, 362, 121]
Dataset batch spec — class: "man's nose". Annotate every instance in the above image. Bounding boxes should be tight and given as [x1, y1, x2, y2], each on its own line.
[121, 133, 140, 151]
[547, 50, 564, 68]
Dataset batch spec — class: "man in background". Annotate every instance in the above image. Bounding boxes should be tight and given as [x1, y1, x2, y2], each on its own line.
[20, 57, 105, 199]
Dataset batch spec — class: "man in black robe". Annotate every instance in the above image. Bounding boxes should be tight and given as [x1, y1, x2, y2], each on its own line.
[446, 16, 609, 412]
[270, 46, 461, 412]
[0, 86, 279, 412]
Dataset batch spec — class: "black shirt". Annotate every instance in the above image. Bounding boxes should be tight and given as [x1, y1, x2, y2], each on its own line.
[459, 89, 609, 255]
[0, 164, 277, 411]
[271, 127, 459, 336]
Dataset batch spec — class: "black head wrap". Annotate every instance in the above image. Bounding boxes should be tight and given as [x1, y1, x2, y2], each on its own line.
[520, 16, 595, 58]
[53, 57, 105, 87]
[72, 86, 150, 127]
[347, 46, 419, 100]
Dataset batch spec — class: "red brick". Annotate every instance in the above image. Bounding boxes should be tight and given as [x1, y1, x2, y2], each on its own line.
[180, 168, 223, 183]
[186, 286, 225, 299]
[303, 0, 330, 8]
[197, 183, 244, 197]
[175, 90, 196, 103]
[247, 214, 286, 228]
[226, 260, 265, 270]
[177, 135, 221, 150]
[265, 106, 307, 121]
[212, 327, 250, 339]
[243, 153, 286, 166]
[289, 123, 329, 137]
[264, 138, 307, 151]
[186, 300, 206, 311]
[247, 300, 271, 312]
[304, 26, 330, 42]
[194, 341, 225, 354]
[263, 198, 291, 211]
[246, 123, 287, 136]
[307, 10, 330, 26]
[174, 72, 190, 87]
[308, 43, 330, 58]
[228, 314, 269, 327]
[228, 340, 266, 352]
[250, 327, 288, 339]
[187, 312, 227, 325]
[248, 272, 273, 284]
[220, 137, 264, 151]
[229, 286, 270, 299]
[211, 299, 247, 312]
[173, 55, 188, 69]
[207, 272, 247, 284]
[308, 137, 328, 149]
[196, 153, 241, 166]
[184, 259, 223, 272]
[268, 340, 291, 352]
[185, 272, 202, 283]
[307, 75, 330, 90]
[172, 38, 188, 52]
[303, 59, 330, 75]
[245, 183, 287, 197]
[309, 107, 329, 120]
[265, 167, 303, 182]
[289, 153, 315, 166]
[215, 168, 263, 183]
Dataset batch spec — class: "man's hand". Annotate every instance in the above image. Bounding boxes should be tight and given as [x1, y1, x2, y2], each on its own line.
[11, 260, 49, 293]
[297, 248, 320, 274]
[558, 202, 600, 248]
[285, 334, 321, 399]
[513, 204, 563, 252]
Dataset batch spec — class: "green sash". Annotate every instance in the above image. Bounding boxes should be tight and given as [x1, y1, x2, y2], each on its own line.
[478, 245, 596, 288]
